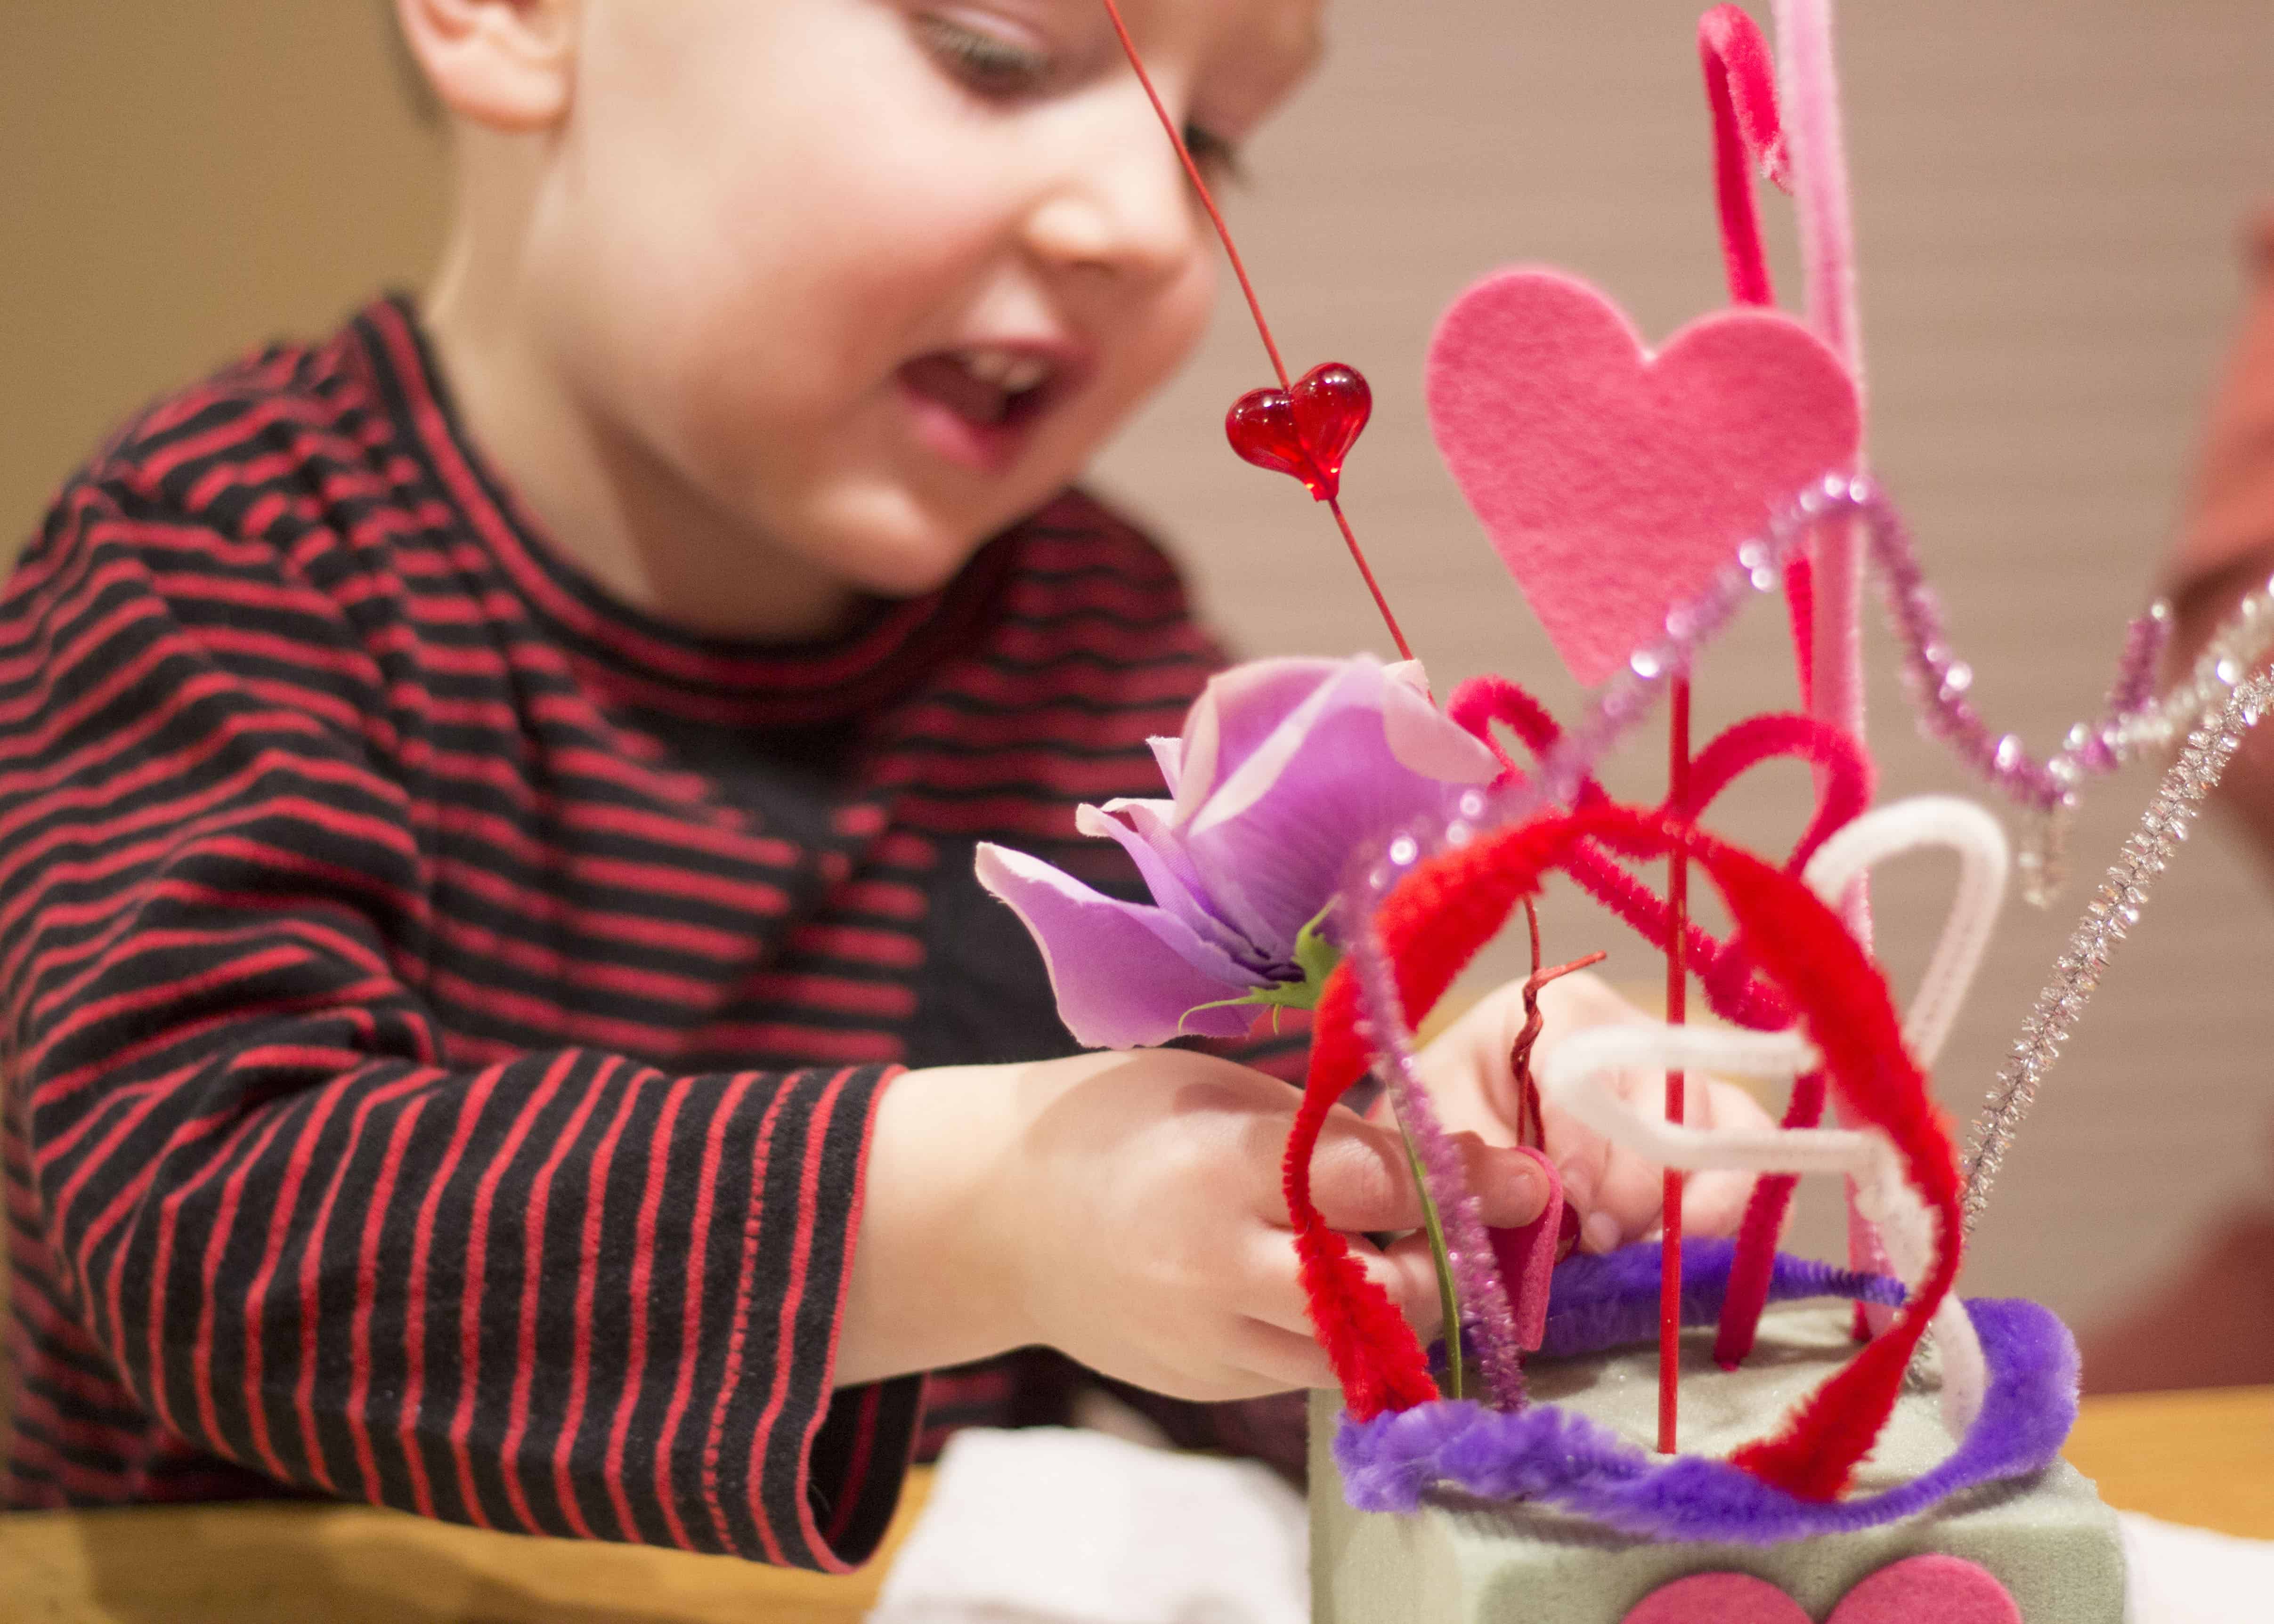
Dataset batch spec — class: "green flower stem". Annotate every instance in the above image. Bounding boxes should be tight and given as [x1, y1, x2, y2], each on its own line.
[1393, 1104, 1463, 1402]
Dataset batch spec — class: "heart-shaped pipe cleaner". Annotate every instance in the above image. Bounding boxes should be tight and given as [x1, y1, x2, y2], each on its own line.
[1447, 675, 1870, 1030]
[1427, 269, 1860, 686]
[1294, 804, 1959, 1500]
[1227, 362, 1373, 501]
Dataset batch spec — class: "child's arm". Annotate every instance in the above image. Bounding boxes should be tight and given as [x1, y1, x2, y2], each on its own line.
[2170, 210, 2274, 875]
[837, 1046, 1549, 1396]
[1, 471, 1548, 1560]
[0, 481, 888, 1567]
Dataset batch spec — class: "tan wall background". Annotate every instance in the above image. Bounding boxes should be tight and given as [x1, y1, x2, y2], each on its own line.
[5, 4, 2273, 1375]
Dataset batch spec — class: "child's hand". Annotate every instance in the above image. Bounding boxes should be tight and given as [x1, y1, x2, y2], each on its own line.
[1416, 970, 1781, 1255]
[839, 1049, 1551, 1400]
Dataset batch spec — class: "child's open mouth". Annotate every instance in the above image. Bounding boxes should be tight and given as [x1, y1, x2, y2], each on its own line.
[896, 347, 1071, 474]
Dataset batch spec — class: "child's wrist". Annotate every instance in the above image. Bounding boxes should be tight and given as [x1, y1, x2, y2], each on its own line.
[837, 1059, 1036, 1386]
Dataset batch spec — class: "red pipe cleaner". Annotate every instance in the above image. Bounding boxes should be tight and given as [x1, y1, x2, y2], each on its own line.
[1699, 5, 1815, 703]
[1446, 677, 1870, 1031]
[1291, 805, 1958, 1498]
[1713, 1067, 1829, 1369]
[1709, 839, 1962, 1499]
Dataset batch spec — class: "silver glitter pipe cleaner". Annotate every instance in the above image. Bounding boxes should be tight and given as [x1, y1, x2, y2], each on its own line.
[1960, 670, 2274, 1233]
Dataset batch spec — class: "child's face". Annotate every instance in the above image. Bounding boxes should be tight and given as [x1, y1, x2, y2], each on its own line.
[528, 0, 1322, 605]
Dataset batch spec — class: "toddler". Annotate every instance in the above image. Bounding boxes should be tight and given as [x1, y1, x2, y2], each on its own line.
[0, 0, 1769, 1570]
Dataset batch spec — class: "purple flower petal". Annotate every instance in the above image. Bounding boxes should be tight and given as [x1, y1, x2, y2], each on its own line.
[1171, 658, 1346, 827]
[973, 844, 1264, 1047]
[1381, 661, 1502, 784]
[1147, 736, 1184, 797]
[1078, 801, 1251, 959]
[1183, 662, 1497, 954]
[975, 655, 1505, 1052]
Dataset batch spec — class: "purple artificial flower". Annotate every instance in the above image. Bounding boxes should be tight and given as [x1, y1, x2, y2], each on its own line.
[975, 655, 1500, 1048]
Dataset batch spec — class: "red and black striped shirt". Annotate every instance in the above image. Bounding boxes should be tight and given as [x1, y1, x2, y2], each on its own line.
[0, 297, 1301, 1568]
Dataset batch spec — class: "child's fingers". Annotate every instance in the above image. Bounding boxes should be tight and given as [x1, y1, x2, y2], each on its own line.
[1673, 1076, 1779, 1237]
[1414, 981, 1536, 1133]
[1547, 1057, 1665, 1250]
[1562, 1074, 1782, 1246]
[1242, 1226, 1442, 1347]
[1299, 1115, 1548, 1232]
[1229, 1317, 1341, 1392]
[1549, 1111, 1613, 1244]
[1376, 1232, 1456, 1341]
[1280, 1110, 1412, 1229]
[1679, 1167, 1761, 1238]
[1583, 1137, 1667, 1251]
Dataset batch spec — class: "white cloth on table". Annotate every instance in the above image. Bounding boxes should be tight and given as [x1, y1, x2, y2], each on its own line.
[2120, 1511, 2274, 1624]
[867, 1426, 1307, 1624]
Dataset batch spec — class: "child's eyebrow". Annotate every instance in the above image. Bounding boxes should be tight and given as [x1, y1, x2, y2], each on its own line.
[1205, 0, 1325, 123]
[1250, 1, 1325, 83]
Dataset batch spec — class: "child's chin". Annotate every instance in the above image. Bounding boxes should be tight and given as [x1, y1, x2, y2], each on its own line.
[799, 485, 1027, 600]
[833, 527, 991, 601]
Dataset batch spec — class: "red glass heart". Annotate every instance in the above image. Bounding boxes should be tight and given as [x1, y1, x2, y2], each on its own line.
[1225, 362, 1373, 501]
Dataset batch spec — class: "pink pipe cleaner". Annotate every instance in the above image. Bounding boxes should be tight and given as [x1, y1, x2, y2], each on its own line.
[1700, 6, 1787, 306]
[1771, 0, 1891, 1306]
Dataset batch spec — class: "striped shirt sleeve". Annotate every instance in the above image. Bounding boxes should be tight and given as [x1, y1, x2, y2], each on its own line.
[0, 477, 916, 1568]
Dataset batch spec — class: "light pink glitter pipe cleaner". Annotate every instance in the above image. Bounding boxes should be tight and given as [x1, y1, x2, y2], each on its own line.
[1770, 0, 1894, 1300]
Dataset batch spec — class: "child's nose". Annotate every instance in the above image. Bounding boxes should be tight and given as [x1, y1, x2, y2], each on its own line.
[1024, 105, 1202, 288]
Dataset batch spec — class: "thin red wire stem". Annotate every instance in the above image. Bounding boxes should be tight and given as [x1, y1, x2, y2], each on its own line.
[1097, 0, 1291, 393]
[1327, 499, 1414, 663]
[1099, 0, 1415, 661]
[1659, 677, 1692, 1454]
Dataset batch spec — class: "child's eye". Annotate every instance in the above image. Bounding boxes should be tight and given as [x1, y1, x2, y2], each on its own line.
[1181, 122, 1244, 184]
[917, 14, 1054, 98]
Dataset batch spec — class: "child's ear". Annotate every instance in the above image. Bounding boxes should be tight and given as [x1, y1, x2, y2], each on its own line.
[394, 0, 576, 132]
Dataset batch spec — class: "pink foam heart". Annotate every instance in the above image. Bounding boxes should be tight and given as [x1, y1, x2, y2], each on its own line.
[1619, 1556, 2020, 1624]
[1427, 268, 1862, 687]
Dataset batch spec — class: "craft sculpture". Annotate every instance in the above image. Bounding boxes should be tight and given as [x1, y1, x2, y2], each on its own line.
[977, 2, 2274, 1618]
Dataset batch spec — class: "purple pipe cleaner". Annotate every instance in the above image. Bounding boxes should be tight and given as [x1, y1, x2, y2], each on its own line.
[1537, 1237, 1906, 1360]
[1333, 1254, 2078, 1544]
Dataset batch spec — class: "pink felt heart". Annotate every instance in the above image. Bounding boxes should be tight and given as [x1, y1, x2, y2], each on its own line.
[1620, 1556, 2020, 1624]
[1486, 1146, 1564, 1352]
[1426, 268, 1862, 687]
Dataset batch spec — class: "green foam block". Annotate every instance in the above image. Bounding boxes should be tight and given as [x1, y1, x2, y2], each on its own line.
[1309, 1306, 2125, 1623]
